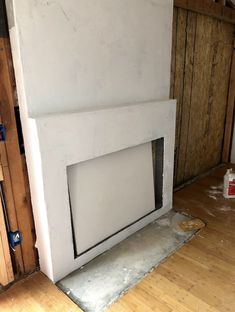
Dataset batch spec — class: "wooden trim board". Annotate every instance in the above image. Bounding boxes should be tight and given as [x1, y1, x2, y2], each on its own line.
[174, 0, 235, 24]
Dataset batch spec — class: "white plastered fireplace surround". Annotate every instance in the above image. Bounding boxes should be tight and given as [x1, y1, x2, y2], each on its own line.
[6, 0, 175, 282]
[27, 100, 176, 282]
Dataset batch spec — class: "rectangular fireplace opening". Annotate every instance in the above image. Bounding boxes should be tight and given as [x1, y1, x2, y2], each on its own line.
[67, 138, 164, 259]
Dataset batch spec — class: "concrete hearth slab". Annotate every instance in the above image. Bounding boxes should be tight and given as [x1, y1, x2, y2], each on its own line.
[58, 210, 196, 312]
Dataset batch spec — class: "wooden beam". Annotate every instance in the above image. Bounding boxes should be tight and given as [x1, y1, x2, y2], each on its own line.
[222, 40, 235, 162]
[174, 0, 235, 24]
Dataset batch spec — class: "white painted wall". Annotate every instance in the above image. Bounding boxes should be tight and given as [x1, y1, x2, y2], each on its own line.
[7, 0, 173, 117]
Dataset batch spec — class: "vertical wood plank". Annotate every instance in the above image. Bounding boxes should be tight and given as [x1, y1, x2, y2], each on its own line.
[173, 8, 187, 184]
[170, 7, 178, 100]
[0, 166, 14, 286]
[21, 155, 37, 251]
[0, 141, 24, 274]
[184, 15, 215, 181]
[0, 39, 24, 275]
[0, 37, 37, 275]
[175, 12, 197, 185]
[0, 213, 14, 286]
[206, 22, 234, 167]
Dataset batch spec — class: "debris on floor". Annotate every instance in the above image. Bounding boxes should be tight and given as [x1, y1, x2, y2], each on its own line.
[205, 182, 234, 214]
[206, 185, 223, 200]
[178, 218, 205, 232]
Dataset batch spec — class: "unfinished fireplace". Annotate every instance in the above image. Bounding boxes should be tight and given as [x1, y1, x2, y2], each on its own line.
[7, 0, 175, 282]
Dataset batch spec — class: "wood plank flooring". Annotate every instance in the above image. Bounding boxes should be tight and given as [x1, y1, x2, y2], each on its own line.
[0, 164, 235, 311]
[109, 165, 235, 312]
[0, 272, 81, 312]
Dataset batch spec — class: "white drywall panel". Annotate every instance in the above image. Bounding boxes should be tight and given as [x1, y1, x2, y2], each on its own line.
[68, 143, 155, 255]
[9, 0, 173, 117]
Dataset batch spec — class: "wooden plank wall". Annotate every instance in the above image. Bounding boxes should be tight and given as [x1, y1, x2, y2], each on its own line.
[0, 37, 37, 278]
[0, 0, 37, 280]
[171, 6, 235, 186]
[0, 38, 37, 276]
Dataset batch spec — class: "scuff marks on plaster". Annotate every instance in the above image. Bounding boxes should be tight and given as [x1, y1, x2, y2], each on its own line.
[57, 3, 77, 32]
[40, 0, 78, 32]
[146, 0, 158, 7]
